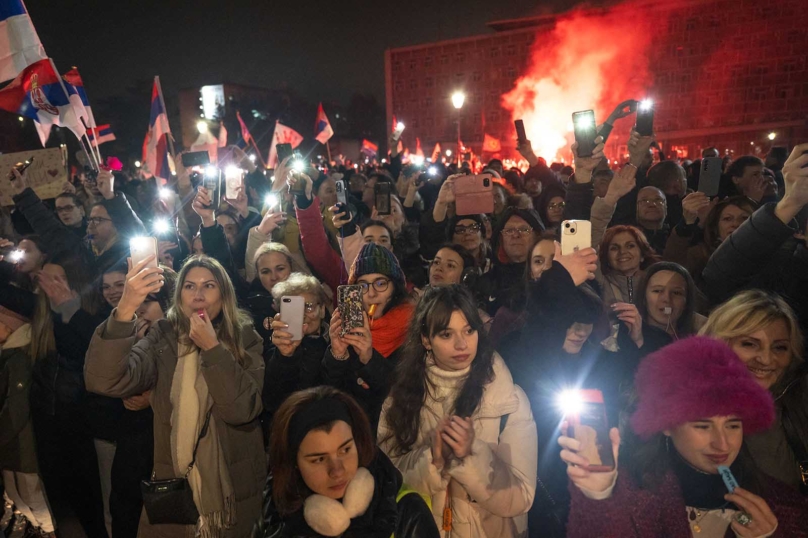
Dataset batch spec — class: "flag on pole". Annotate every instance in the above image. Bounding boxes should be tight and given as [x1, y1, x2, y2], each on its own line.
[483, 134, 502, 153]
[391, 115, 397, 133]
[142, 78, 171, 180]
[62, 67, 96, 129]
[236, 111, 252, 144]
[0, 0, 47, 83]
[267, 121, 303, 168]
[431, 143, 441, 162]
[314, 103, 334, 144]
[86, 124, 115, 146]
[0, 58, 85, 146]
[415, 137, 424, 158]
[218, 122, 227, 148]
[360, 139, 378, 158]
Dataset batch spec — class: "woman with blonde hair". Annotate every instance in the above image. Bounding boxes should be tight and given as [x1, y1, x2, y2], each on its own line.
[700, 289, 808, 493]
[86, 254, 266, 537]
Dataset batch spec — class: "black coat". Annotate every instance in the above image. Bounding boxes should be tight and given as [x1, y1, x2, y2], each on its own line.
[254, 451, 438, 538]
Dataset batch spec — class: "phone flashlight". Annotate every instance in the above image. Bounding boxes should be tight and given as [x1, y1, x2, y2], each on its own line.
[248, 154, 256, 163]
[204, 165, 218, 178]
[292, 160, 306, 173]
[9, 249, 24, 263]
[639, 99, 654, 111]
[130, 236, 151, 250]
[159, 187, 172, 200]
[574, 114, 594, 129]
[428, 166, 438, 176]
[556, 389, 584, 415]
[396, 122, 405, 131]
[412, 155, 425, 166]
[153, 219, 170, 235]
[264, 193, 279, 209]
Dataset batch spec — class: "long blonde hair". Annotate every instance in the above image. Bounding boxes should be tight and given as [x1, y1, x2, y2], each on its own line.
[167, 256, 253, 364]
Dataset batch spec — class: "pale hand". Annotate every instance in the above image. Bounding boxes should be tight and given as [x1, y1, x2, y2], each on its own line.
[746, 176, 768, 203]
[9, 168, 29, 196]
[572, 136, 606, 183]
[287, 172, 313, 201]
[431, 417, 453, 469]
[553, 242, 597, 286]
[273, 156, 293, 193]
[627, 129, 655, 168]
[559, 424, 620, 494]
[329, 204, 351, 229]
[604, 164, 638, 205]
[612, 302, 643, 347]
[724, 487, 779, 537]
[441, 416, 475, 459]
[123, 390, 152, 411]
[193, 187, 216, 225]
[258, 211, 286, 235]
[437, 175, 458, 204]
[115, 256, 164, 322]
[62, 181, 76, 194]
[270, 313, 305, 357]
[340, 312, 373, 364]
[681, 192, 711, 225]
[224, 185, 250, 218]
[517, 140, 539, 166]
[189, 310, 219, 351]
[775, 143, 808, 223]
[97, 170, 115, 200]
[37, 270, 78, 307]
[328, 310, 350, 358]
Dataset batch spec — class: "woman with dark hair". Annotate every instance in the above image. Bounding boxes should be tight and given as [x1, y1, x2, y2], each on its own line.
[536, 182, 568, 234]
[427, 244, 476, 288]
[85, 255, 266, 537]
[595, 225, 661, 306]
[255, 386, 438, 537]
[446, 215, 492, 274]
[7, 235, 47, 290]
[700, 290, 808, 493]
[323, 243, 413, 433]
[560, 337, 807, 536]
[663, 194, 755, 294]
[378, 285, 537, 538]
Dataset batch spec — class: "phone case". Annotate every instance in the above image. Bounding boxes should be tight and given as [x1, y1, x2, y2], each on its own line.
[561, 220, 592, 255]
[570, 389, 615, 472]
[181, 151, 210, 167]
[129, 237, 158, 269]
[635, 108, 655, 137]
[202, 172, 221, 209]
[335, 180, 348, 206]
[572, 110, 597, 157]
[698, 157, 722, 197]
[280, 296, 305, 341]
[375, 183, 392, 215]
[515, 120, 527, 142]
[454, 174, 494, 216]
[338, 285, 365, 337]
[225, 169, 243, 199]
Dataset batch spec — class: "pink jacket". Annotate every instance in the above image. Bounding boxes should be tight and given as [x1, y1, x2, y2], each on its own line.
[295, 196, 345, 308]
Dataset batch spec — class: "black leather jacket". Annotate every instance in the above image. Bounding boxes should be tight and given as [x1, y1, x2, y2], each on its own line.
[253, 451, 438, 538]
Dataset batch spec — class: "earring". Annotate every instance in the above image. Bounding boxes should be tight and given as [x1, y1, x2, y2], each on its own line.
[425, 349, 433, 362]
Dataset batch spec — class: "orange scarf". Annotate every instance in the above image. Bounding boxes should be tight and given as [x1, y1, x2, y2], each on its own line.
[371, 303, 414, 358]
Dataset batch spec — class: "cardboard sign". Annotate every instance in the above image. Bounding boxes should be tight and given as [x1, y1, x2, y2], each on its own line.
[0, 147, 68, 206]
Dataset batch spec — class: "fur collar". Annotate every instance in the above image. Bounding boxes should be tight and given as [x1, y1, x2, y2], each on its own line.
[302, 467, 375, 536]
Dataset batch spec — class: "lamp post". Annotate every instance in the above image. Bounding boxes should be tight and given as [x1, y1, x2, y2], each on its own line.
[452, 91, 465, 167]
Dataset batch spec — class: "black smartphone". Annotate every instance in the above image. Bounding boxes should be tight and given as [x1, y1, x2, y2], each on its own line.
[181, 151, 210, 168]
[572, 110, 597, 158]
[569, 390, 615, 472]
[635, 101, 655, 136]
[515, 120, 527, 143]
[276, 143, 293, 163]
[375, 182, 392, 215]
[698, 157, 722, 197]
[8, 157, 34, 180]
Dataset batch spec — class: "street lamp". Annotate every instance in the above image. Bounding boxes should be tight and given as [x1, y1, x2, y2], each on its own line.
[767, 132, 776, 141]
[196, 121, 208, 134]
[451, 92, 465, 166]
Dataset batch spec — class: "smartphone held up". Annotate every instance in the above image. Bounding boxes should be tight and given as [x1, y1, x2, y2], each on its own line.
[572, 110, 597, 158]
[559, 389, 615, 472]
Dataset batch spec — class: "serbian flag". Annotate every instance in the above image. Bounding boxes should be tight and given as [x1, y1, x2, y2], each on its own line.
[314, 102, 333, 144]
[0, 0, 47, 83]
[360, 139, 378, 158]
[236, 110, 252, 144]
[483, 134, 502, 153]
[431, 143, 441, 162]
[391, 115, 397, 133]
[267, 121, 303, 168]
[415, 137, 424, 158]
[86, 124, 115, 146]
[0, 58, 85, 146]
[142, 77, 171, 180]
[62, 67, 95, 129]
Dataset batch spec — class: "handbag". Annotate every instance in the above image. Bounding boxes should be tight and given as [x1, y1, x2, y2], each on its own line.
[141, 409, 212, 525]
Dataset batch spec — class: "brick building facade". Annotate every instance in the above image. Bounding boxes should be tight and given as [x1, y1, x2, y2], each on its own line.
[385, 0, 808, 162]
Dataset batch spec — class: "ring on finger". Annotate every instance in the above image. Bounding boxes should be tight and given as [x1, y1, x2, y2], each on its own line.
[735, 512, 753, 527]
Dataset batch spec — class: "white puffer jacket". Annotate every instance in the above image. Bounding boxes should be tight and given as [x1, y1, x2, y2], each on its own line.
[378, 352, 538, 538]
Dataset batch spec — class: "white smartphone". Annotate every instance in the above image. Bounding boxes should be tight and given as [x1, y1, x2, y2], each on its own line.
[225, 167, 243, 199]
[561, 220, 592, 255]
[129, 237, 158, 269]
[280, 296, 305, 341]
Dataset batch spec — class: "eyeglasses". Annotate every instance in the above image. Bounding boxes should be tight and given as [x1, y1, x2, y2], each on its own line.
[501, 225, 533, 237]
[55, 205, 77, 213]
[547, 202, 566, 210]
[304, 302, 320, 313]
[454, 223, 481, 235]
[638, 199, 666, 207]
[87, 217, 113, 226]
[357, 278, 390, 294]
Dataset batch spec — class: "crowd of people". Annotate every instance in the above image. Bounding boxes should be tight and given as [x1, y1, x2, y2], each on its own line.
[0, 129, 807, 538]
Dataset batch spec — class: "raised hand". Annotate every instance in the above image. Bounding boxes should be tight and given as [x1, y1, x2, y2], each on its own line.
[96, 169, 115, 200]
[192, 186, 216, 226]
[257, 210, 286, 235]
[572, 136, 606, 184]
[115, 256, 164, 322]
[341, 312, 373, 364]
[37, 270, 78, 307]
[603, 163, 638, 205]
[559, 423, 620, 494]
[329, 205, 351, 229]
[775, 143, 808, 224]
[612, 302, 643, 348]
[270, 313, 306, 357]
[627, 129, 655, 168]
[189, 309, 219, 351]
[681, 191, 712, 225]
[553, 242, 597, 285]
[517, 139, 539, 167]
[224, 185, 249, 218]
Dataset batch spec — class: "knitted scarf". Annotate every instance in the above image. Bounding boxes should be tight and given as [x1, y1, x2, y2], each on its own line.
[371, 303, 414, 358]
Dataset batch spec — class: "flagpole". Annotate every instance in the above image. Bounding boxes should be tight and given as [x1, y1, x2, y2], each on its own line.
[326, 140, 332, 164]
[154, 76, 177, 158]
[49, 59, 98, 171]
[249, 138, 268, 169]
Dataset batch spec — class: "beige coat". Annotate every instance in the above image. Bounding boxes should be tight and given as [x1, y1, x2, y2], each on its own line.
[84, 314, 266, 538]
[378, 353, 538, 538]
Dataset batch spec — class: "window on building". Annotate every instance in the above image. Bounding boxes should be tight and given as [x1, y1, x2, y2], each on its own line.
[490, 47, 500, 59]
[424, 56, 433, 68]
[409, 59, 417, 70]
[456, 52, 466, 63]
[440, 55, 449, 65]
[409, 79, 418, 90]
[506, 44, 516, 56]
[472, 71, 482, 82]
[425, 77, 434, 88]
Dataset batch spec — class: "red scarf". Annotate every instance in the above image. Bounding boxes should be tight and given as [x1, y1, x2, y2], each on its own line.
[371, 303, 414, 358]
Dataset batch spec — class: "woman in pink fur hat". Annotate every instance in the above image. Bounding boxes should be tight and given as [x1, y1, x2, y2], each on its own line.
[558, 336, 808, 537]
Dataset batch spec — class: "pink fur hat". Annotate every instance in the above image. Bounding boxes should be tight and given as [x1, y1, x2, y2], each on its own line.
[630, 336, 775, 439]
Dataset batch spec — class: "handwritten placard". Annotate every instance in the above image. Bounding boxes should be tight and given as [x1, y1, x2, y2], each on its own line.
[0, 148, 68, 206]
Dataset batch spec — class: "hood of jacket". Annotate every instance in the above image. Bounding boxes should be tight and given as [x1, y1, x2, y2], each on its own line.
[490, 207, 545, 266]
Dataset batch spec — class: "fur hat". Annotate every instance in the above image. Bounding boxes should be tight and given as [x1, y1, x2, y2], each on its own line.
[630, 336, 775, 439]
[348, 243, 405, 288]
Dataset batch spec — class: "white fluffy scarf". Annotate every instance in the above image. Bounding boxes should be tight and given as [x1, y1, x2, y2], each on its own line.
[170, 345, 235, 537]
[303, 467, 375, 536]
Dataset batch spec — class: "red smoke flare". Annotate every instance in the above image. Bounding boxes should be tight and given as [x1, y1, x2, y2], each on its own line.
[502, 2, 659, 163]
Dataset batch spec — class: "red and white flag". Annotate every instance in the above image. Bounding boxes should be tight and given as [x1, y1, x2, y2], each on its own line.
[431, 143, 441, 162]
[415, 137, 424, 158]
[314, 103, 334, 144]
[267, 121, 303, 168]
[218, 122, 228, 148]
[237, 111, 251, 144]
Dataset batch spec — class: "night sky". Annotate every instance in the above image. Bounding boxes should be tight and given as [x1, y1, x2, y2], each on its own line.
[28, 0, 568, 106]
